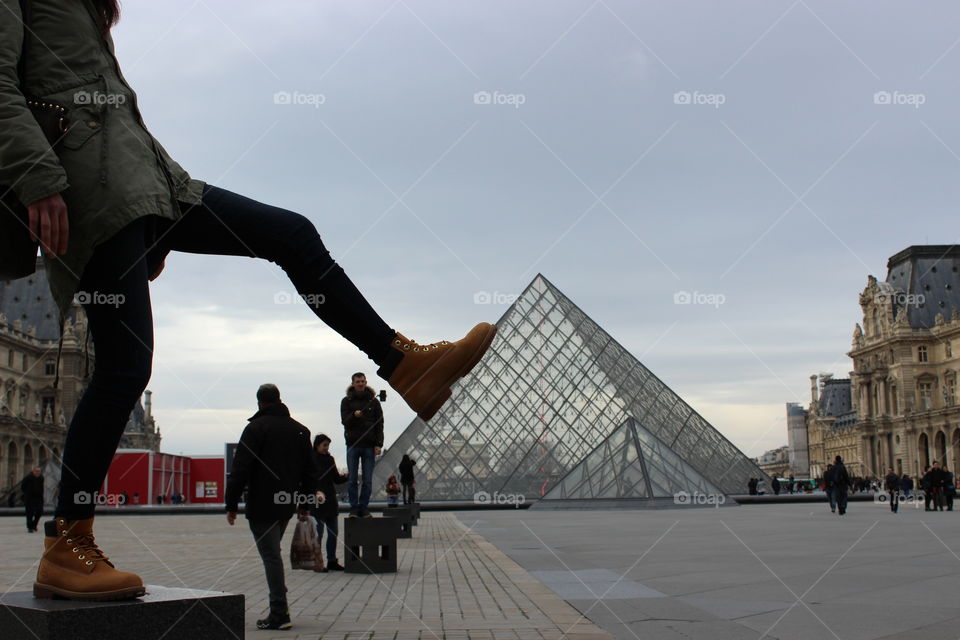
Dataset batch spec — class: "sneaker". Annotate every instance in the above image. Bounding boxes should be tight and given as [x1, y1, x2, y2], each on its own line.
[360, 509, 373, 518]
[256, 612, 292, 630]
[327, 560, 345, 571]
[348, 509, 360, 518]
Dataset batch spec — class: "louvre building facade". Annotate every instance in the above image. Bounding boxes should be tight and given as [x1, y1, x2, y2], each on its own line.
[373, 274, 765, 505]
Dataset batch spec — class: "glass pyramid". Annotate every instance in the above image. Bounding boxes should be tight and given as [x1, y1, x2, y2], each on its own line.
[373, 274, 764, 502]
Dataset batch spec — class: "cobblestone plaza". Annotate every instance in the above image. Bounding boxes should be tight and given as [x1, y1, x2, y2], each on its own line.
[3, 502, 957, 639]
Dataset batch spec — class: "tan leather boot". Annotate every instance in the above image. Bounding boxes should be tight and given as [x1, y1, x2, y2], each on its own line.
[385, 322, 497, 421]
[33, 517, 146, 601]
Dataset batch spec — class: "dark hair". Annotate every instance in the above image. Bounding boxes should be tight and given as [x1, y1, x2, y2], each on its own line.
[91, 0, 122, 32]
[256, 383, 281, 405]
[351, 372, 366, 381]
[313, 434, 331, 447]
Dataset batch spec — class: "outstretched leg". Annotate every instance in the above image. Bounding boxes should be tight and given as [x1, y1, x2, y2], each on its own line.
[155, 184, 496, 420]
[156, 185, 400, 372]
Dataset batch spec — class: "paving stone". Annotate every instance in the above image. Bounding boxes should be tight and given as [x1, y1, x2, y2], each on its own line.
[0, 513, 611, 639]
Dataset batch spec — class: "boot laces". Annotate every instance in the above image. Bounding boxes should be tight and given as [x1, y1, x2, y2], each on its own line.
[397, 336, 450, 352]
[66, 531, 110, 564]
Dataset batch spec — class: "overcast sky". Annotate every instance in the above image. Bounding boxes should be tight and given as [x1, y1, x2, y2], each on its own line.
[106, 0, 960, 460]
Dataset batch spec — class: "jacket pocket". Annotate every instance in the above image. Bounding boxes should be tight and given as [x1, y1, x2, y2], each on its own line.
[61, 110, 103, 150]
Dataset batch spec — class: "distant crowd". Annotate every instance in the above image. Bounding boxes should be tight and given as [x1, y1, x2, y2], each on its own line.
[746, 456, 957, 516]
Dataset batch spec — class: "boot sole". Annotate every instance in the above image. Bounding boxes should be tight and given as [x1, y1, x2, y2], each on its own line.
[416, 324, 497, 421]
[33, 582, 146, 601]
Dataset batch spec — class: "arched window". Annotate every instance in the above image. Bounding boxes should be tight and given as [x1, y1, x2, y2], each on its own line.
[23, 443, 33, 476]
[919, 433, 930, 470]
[7, 441, 19, 486]
[936, 431, 947, 464]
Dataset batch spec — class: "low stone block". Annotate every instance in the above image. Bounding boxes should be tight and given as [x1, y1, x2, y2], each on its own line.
[381, 504, 414, 538]
[0, 585, 244, 640]
[343, 516, 401, 573]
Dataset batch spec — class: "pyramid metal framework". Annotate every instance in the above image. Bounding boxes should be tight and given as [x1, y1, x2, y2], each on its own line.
[373, 274, 765, 502]
[539, 417, 723, 501]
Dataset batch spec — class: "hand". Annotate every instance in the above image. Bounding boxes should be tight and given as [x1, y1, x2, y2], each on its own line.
[226, 511, 236, 526]
[27, 193, 68, 257]
[149, 257, 165, 281]
[354, 410, 362, 417]
[374, 447, 382, 456]
[316, 491, 326, 504]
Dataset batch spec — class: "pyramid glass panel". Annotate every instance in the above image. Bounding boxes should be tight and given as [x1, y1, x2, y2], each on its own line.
[373, 275, 766, 502]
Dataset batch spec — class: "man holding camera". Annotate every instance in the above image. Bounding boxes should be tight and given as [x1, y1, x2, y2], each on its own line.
[341, 372, 384, 518]
[225, 384, 321, 631]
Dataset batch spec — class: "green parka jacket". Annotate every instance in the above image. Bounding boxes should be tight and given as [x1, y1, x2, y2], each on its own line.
[1, 0, 205, 366]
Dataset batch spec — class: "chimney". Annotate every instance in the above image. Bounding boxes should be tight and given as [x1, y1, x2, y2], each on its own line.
[144, 390, 152, 422]
[810, 375, 819, 404]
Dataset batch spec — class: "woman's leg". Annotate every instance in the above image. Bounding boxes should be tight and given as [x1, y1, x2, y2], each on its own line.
[56, 217, 154, 519]
[323, 513, 338, 563]
[155, 185, 400, 372]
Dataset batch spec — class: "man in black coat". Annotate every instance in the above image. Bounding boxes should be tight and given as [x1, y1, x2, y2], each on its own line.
[921, 466, 933, 510]
[925, 462, 946, 511]
[884, 468, 900, 513]
[225, 384, 321, 631]
[340, 372, 384, 518]
[399, 454, 417, 504]
[311, 434, 348, 571]
[21, 467, 44, 532]
[830, 456, 851, 515]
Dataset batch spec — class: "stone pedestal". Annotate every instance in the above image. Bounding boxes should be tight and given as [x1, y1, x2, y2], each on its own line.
[344, 517, 400, 573]
[0, 585, 244, 640]
[381, 504, 414, 538]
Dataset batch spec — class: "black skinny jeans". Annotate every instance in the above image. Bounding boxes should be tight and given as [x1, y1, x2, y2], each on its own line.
[56, 185, 397, 519]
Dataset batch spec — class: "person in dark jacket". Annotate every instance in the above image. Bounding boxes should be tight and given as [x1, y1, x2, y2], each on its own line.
[771, 477, 781, 496]
[884, 468, 900, 513]
[340, 373, 384, 517]
[311, 434, 348, 572]
[399, 454, 417, 504]
[921, 466, 933, 510]
[943, 465, 955, 511]
[21, 467, 44, 532]
[925, 462, 946, 511]
[830, 457, 851, 515]
[225, 384, 321, 631]
[823, 464, 836, 513]
[899, 473, 913, 499]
